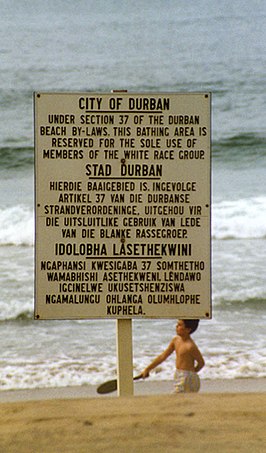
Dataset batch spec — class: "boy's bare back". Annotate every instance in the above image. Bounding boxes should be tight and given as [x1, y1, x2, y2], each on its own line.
[173, 335, 204, 372]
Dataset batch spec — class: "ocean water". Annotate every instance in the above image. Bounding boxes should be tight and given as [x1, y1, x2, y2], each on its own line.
[0, 0, 265, 390]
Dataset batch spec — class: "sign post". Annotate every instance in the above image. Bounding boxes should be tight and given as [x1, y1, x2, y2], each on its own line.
[34, 92, 211, 395]
[116, 319, 133, 396]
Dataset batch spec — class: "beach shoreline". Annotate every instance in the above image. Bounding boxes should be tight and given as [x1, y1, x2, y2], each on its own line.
[0, 377, 265, 402]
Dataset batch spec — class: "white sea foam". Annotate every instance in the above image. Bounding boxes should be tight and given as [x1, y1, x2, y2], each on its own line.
[0, 343, 265, 391]
[212, 196, 266, 239]
[0, 205, 33, 246]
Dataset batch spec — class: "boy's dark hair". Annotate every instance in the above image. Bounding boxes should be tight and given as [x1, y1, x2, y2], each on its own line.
[183, 319, 199, 334]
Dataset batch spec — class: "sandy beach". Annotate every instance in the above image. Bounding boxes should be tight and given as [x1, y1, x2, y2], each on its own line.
[0, 380, 265, 453]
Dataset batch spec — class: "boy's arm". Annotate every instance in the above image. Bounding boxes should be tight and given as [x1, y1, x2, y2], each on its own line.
[141, 338, 176, 378]
[192, 344, 205, 372]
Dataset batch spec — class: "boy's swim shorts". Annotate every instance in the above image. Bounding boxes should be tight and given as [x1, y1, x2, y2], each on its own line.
[174, 369, 200, 393]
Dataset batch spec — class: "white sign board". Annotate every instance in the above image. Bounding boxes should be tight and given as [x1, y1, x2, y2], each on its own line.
[34, 92, 211, 320]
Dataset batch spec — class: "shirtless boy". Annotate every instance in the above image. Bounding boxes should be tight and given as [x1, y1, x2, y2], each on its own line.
[141, 319, 205, 393]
